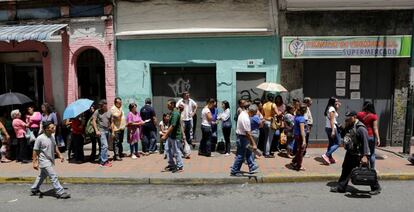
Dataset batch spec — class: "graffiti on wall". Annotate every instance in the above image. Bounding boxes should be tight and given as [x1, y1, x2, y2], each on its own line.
[168, 78, 191, 97]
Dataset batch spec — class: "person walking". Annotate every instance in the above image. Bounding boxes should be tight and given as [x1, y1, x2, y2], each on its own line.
[322, 97, 341, 165]
[31, 121, 70, 199]
[126, 103, 145, 159]
[230, 103, 259, 176]
[330, 111, 381, 195]
[161, 99, 184, 173]
[0, 121, 11, 163]
[199, 98, 215, 157]
[262, 94, 277, 158]
[92, 100, 112, 167]
[357, 101, 381, 169]
[140, 98, 158, 154]
[11, 110, 30, 163]
[176, 92, 197, 147]
[289, 104, 308, 171]
[303, 97, 313, 156]
[218, 101, 232, 156]
[111, 97, 126, 161]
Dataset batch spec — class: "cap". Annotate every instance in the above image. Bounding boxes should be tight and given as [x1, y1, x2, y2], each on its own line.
[345, 111, 357, 117]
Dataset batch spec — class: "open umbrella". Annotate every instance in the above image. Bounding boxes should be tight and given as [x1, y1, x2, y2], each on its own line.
[0, 92, 33, 106]
[63, 99, 94, 120]
[256, 82, 288, 92]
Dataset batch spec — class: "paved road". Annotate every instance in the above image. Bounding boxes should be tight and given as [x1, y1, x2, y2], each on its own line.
[0, 181, 412, 212]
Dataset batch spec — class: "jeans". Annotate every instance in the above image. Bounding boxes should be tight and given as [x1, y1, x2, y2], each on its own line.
[325, 127, 341, 158]
[142, 128, 157, 152]
[183, 120, 193, 145]
[167, 137, 183, 168]
[31, 166, 64, 195]
[263, 120, 275, 156]
[72, 133, 84, 161]
[231, 135, 258, 174]
[338, 152, 380, 191]
[211, 124, 218, 152]
[113, 130, 124, 158]
[130, 143, 138, 154]
[368, 136, 376, 169]
[292, 135, 306, 169]
[222, 127, 232, 154]
[199, 125, 212, 155]
[99, 129, 109, 164]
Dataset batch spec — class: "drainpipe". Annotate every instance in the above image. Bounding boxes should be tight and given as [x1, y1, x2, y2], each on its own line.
[403, 11, 414, 154]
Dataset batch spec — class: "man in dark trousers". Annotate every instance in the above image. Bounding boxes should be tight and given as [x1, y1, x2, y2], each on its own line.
[140, 98, 158, 154]
[330, 111, 381, 195]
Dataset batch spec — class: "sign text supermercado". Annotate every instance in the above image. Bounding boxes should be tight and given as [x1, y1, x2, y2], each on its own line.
[282, 36, 412, 59]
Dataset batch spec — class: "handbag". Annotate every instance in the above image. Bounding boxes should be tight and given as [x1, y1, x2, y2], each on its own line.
[25, 128, 36, 143]
[271, 116, 283, 130]
[216, 141, 225, 153]
[222, 118, 232, 128]
[350, 164, 378, 186]
[279, 131, 287, 145]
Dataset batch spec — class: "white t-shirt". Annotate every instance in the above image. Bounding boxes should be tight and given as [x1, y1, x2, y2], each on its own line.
[201, 107, 211, 127]
[236, 111, 251, 135]
[325, 106, 338, 128]
[176, 98, 197, 121]
[218, 108, 231, 121]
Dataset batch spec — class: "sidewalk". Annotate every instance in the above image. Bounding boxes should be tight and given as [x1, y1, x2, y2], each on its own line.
[1, 147, 413, 185]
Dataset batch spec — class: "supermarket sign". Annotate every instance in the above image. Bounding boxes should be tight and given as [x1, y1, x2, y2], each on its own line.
[282, 35, 412, 59]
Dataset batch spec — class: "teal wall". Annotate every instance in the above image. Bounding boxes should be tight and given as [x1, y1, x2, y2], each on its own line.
[116, 35, 281, 110]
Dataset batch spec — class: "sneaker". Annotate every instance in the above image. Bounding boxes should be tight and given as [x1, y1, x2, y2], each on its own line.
[164, 165, 176, 172]
[131, 154, 137, 159]
[57, 192, 71, 199]
[31, 189, 40, 196]
[330, 186, 345, 193]
[225, 153, 230, 156]
[172, 166, 183, 173]
[321, 154, 331, 165]
[100, 161, 112, 167]
[230, 172, 243, 177]
[114, 157, 123, 161]
[249, 166, 259, 174]
[1, 159, 12, 163]
[369, 187, 382, 195]
[329, 157, 337, 164]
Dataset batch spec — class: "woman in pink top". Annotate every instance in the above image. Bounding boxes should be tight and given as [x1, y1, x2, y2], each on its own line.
[26, 106, 42, 137]
[126, 103, 145, 159]
[11, 110, 29, 163]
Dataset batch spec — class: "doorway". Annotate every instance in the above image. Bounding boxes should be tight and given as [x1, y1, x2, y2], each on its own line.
[303, 59, 394, 145]
[76, 49, 106, 102]
[151, 66, 217, 140]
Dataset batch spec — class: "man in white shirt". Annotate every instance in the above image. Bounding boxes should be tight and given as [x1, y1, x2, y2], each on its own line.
[176, 92, 198, 146]
[230, 103, 259, 176]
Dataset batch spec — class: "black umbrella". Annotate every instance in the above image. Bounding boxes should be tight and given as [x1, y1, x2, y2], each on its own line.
[0, 92, 33, 106]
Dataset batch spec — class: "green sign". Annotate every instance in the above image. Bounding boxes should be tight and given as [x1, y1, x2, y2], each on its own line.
[282, 35, 412, 59]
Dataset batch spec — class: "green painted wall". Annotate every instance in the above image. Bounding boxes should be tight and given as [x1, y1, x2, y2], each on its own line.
[116, 35, 281, 110]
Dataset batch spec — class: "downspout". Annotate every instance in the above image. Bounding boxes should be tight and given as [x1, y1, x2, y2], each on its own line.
[111, 0, 118, 97]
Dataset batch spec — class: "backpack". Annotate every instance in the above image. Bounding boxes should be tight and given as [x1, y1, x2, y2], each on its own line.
[343, 121, 366, 153]
[85, 117, 95, 136]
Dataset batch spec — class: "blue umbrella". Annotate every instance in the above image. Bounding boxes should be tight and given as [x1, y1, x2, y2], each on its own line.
[63, 99, 94, 120]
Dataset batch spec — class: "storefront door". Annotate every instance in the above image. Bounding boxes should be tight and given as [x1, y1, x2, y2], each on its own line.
[151, 66, 217, 140]
[304, 59, 394, 145]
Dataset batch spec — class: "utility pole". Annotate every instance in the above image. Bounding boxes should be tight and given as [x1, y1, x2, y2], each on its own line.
[403, 11, 414, 155]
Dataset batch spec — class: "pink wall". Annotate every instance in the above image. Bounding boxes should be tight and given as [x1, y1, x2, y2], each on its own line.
[63, 19, 115, 107]
[0, 40, 54, 104]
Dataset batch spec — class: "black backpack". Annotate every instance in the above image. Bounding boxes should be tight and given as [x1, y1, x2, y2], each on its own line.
[343, 121, 366, 153]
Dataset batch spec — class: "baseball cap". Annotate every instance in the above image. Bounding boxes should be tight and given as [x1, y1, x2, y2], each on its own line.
[345, 111, 357, 117]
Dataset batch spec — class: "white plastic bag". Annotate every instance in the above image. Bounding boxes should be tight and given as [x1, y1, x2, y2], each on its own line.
[183, 141, 191, 157]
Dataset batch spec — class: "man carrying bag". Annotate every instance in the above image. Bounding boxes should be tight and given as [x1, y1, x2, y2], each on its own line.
[330, 111, 381, 195]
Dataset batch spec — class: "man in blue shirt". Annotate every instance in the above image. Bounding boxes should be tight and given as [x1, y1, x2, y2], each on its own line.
[140, 98, 158, 154]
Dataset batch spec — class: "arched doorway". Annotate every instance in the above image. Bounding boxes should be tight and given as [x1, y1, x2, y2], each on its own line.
[76, 49, 106, 102]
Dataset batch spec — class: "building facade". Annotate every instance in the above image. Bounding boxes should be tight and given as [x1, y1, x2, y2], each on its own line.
[0, 0, 115, 115]
[278, 0, 414, 146]
[115, 0, 281, 138]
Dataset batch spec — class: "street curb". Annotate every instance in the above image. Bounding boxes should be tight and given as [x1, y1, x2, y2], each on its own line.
[1, 173, 414, 185]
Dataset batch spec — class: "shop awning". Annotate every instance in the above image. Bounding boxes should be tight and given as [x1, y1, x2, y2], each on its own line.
[0, 24, 67, 41]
